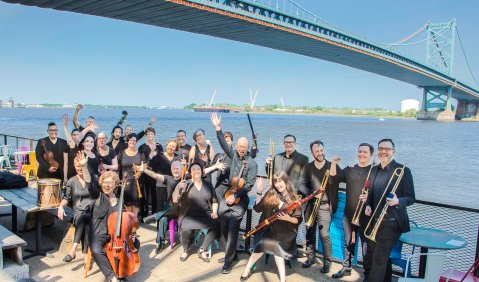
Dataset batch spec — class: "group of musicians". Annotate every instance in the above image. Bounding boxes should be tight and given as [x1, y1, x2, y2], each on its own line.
[33, 105, 415, 282]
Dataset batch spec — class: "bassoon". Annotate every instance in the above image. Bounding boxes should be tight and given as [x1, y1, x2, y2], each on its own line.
[243, 181, 326, 240]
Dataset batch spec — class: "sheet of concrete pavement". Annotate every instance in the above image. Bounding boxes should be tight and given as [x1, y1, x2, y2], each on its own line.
[0, 201, 371, 282]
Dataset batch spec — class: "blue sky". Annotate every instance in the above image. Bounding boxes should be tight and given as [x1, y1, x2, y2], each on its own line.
[0, 0, 477, 110]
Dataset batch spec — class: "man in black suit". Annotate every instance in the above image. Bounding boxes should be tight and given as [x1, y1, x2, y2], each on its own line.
[364, 138, 415, 282]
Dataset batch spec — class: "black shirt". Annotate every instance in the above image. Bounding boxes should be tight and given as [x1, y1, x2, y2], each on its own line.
[268, 150, 309, 192]
[337, 164, 372, 220]
[107, 140, 127, 156]
[298, 160, 341, 213]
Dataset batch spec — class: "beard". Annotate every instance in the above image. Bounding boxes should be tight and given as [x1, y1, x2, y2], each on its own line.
[314, 155, 324, 162]
[113, 135, 120, 141]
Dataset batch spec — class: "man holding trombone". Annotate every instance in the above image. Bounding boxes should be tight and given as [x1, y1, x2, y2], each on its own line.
[298, 140, 341, 273]
[331, 143, 374, 279]
[364, 139, 415, 282]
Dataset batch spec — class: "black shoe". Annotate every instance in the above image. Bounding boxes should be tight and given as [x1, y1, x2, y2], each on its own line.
[240, 270, 253, 281]
[222, 264, 232, 274]
[155, 242, 166, 254]
[320, 262, 331, 274]
[143, 215, 156, 224]
[302, 257, 316, 268]
[332, 267, 351, 278]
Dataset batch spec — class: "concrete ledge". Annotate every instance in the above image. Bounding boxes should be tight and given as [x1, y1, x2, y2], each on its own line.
[417, 110, 456, 121]
[0, 257, 29, 281]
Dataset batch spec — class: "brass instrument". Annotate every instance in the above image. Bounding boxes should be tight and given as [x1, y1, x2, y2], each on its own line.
[267, 138, 275, 185]
[364, 164, 406, 242]
[305, 169, 330, 228]
[350, 162, 375, 226]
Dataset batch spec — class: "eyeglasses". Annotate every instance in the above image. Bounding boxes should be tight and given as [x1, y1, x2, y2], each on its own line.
[378, 147, 393, 152]
[283, 141, 295, 144]
[102, 181, 116, 185]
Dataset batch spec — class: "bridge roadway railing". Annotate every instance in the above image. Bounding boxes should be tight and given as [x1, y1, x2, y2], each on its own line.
[238, 175, 478, 276]
[192, 0, 453, 80]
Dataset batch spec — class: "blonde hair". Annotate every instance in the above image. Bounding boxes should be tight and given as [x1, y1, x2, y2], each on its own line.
[99, 171, 120, 187]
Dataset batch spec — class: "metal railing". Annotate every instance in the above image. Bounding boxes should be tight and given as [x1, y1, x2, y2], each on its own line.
[0, 134, 38, 151]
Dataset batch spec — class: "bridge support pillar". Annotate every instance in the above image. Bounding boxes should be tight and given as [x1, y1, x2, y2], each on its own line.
[417, 87, 455, 121]
[455, 100, 479, 120]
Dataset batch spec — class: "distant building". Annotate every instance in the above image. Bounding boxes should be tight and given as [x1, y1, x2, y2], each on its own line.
[401, 99, 420, 113]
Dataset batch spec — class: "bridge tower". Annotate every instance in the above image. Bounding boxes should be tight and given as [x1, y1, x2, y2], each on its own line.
[418, 19, 457, 121]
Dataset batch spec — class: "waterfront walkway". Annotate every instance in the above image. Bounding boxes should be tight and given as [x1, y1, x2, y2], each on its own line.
[0, 200, 373, 282]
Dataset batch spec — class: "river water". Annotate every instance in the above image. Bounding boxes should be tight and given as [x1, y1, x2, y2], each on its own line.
[1, 108, 477, 209]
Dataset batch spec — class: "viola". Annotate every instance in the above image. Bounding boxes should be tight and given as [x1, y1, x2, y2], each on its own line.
[41, 140, 59, 170]
[105, 173, 140, 279]
[224, 160, 247, 205]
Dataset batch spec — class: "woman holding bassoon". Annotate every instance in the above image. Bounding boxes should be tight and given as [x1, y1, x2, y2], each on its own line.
[240, 171, 302, 282]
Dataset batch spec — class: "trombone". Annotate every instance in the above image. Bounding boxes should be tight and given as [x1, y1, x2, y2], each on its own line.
[305, 169, 330, 228]
[351, 162, 375, 226]
[267, 138, 275, 185]
[364, 164, 406, 242]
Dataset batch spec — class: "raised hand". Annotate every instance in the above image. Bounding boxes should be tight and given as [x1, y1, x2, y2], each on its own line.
[150, 116, 157, 124]
[76, 104, 84, 110]
[210, 113, 221, 130]
[76, 151, 87, 166]
[214, 158, 226, 172]
[62, 114, 69, 127]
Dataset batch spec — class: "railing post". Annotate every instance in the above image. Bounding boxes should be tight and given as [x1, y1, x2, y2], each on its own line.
[3, 135, 6, 145]
[30, 140, 34, 151]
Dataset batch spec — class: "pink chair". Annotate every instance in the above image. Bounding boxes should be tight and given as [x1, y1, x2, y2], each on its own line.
[168, 219, 177, 249]
[17, 146, 28, 174]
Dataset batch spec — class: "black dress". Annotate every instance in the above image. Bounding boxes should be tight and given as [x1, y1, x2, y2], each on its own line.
[179, 181, 219, 230]
[98, 147, 117, 170]
[119, 150, 143, 207]
[253, 193, 302, 260]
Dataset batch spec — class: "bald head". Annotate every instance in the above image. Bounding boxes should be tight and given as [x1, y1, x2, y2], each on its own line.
[236, 137, 249, 157]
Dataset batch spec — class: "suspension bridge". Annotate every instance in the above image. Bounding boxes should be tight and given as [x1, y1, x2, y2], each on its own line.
[3, 0, 479, 120]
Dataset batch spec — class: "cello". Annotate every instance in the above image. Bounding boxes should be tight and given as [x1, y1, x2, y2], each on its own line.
[105, 173, 140, 279]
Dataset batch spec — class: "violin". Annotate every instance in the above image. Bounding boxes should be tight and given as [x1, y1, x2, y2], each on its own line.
[224, 160, 247, 205]
[105, 173, 140, 279]
[41, 140, 60, 170]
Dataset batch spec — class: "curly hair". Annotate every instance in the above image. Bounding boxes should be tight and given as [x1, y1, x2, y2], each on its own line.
[99, 171, 120, 188]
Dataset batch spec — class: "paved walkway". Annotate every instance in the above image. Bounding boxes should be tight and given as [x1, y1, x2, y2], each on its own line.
[0, 200, 370, 282]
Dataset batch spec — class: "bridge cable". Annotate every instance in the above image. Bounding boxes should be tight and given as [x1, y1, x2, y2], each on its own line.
[456, 28, 479, 88]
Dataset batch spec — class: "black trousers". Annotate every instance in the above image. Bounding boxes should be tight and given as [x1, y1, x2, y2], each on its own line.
[181, 228, 218, 252]
[365, 219, 401, 282]
[342, 215, 371, 276]
[89, 233, 114, 281]
[73, 213, 90, 253]
[219, 202, 246, 266]
[156, 185, 168, 213]
[140, 177, 157, 216]
[305, 203, 332, 262]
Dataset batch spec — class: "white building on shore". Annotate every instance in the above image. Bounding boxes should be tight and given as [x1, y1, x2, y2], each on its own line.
[401, 99, 420, 112]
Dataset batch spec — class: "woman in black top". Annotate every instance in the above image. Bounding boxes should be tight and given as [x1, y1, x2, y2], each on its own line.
[240, 171, 302, 282]
[97, 131, 118, 172]
[174, 163, 219, 263]
[57, 155, 94, 264]
[79, 132, 100, 176]
[188, 129, 215, 171]
[118, 133, 143, 217]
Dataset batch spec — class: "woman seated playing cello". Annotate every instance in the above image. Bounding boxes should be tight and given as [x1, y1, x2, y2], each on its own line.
[80, 152, 140, 281]
[240, 171, 302, 282]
